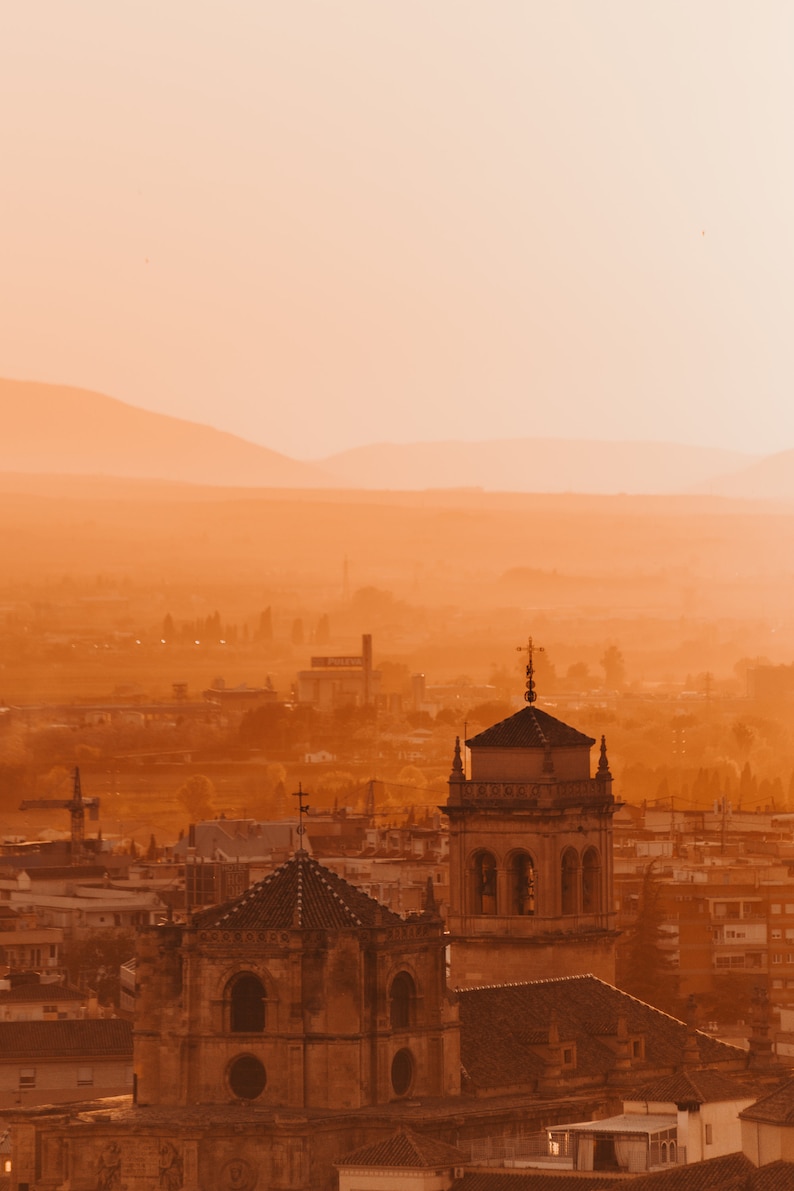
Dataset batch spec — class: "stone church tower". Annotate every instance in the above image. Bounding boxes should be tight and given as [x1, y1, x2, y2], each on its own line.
[134, 850, 460, 1112]
[444, 701, 620, 989]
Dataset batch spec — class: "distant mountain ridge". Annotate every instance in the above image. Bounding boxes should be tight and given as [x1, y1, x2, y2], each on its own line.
[698, 448, 794, 500]
[1, 378, 790, 496]
[0, 379, 334, 489]
[315, 439, 760, 495]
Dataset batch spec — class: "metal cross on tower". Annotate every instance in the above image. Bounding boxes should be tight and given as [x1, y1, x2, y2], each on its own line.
[516, 636, 544, 704]
[292, 783, 311, 852]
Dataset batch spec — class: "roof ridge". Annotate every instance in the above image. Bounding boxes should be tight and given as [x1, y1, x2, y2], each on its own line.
[456, 973, 596, 992]
[530, 706, 548, 747]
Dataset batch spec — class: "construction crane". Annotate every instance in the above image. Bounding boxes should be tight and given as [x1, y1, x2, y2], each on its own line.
[20, 768, 100, 860]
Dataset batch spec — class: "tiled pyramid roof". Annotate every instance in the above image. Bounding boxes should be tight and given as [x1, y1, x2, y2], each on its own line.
[740, 1074, 794, 1125]
[192, 851, 404, 931]
[458, 975, 744, 1092]
[466, 706, 595, 750]
[339, 1128, 465, 1169]
[630, 1069, 754, 1106]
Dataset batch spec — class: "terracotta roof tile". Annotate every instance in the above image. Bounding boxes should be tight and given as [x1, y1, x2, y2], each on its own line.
[740, 1074, 794, 1125]
[458, 976, 744, 1092]
[453, 1175, 620, 1190]
[629, 1069, 755, 1106]
[192, 851, 404, 931]
[748, 1161, 794, 1191]
[467, 706, 595, 750]
[614, 1152, 752, 1190]
[0, 1019, 132, 1059]
[340, 1129, 466, 1169]
[0, 983, 84, 1004]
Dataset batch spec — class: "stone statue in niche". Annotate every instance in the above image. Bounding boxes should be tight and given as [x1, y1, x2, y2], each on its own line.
[95, 1140, 121, 1191]
[159, 1140, 184, 1189]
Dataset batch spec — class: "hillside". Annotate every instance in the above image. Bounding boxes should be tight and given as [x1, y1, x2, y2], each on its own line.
[0, 378, 770, 495]
[0, 378, 333, 488]
[700, 449, 794, 500]
[316, 438, 759, 494]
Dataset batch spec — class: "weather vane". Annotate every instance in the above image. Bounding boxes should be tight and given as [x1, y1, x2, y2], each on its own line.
[516, 636, 544, 704]
[292, 783, 311, 849]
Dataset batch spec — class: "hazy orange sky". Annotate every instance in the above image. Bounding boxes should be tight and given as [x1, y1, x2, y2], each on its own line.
[3, 3, 794, 459]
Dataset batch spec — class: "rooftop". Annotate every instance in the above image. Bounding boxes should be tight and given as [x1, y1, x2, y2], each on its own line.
[339, 1128, 466, 1169]
[466, 706, 595, 751]
[0, 1018, 132, 1060]
[458, 976, 745, 1092]
[0, 982, 84, 1004]
[630, 1069, 755, 1106]
[740, 1075, 794, 1125]
[192, 851, 406, 931]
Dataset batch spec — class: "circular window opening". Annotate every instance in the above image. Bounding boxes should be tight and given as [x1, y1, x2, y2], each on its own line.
[229, 1055, 266, 1100]
[391, 1048, 414, 1096]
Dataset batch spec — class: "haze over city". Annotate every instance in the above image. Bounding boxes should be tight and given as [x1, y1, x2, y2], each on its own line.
[6, 7, 794, 1191]
[3, 2, 794, 459]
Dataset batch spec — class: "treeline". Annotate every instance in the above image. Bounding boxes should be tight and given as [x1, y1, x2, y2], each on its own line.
[160, 607, 331, 648]
[623, 761, 794, 811]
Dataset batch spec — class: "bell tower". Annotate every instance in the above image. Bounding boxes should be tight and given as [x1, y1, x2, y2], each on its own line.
[444, 642, 620, 988]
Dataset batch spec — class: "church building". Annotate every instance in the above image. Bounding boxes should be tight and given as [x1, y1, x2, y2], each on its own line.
[7, 695, 762, 1191]
[445, 703, 619, 988]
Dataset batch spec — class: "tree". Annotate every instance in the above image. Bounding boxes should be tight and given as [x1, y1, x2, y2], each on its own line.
[600, 645, 626, 689]
[176, 774, 215, 821]
[618, 864, 679, 1016]
[63, 929, 136, 1007]
[467, 700, 512, 728]
[315, 614, 331, 645]
[566, 661, 591, 686]
[239, 703, 288, 750]
[731, 721, 755, 760]
[257, 607, 273, 642]
[700, 973, 755, 1027]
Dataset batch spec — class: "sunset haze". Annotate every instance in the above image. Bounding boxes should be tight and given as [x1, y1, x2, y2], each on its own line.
[3, 2, 794, 458]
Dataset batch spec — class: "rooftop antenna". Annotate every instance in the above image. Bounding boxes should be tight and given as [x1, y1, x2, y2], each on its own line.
[517, 636, 544, 704]
[292, 783, 311, 854]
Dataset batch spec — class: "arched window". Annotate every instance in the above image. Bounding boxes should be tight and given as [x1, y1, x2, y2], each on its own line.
[389, 972, 416, 1030]
[561, 849, 579, 915]
[229, 974, 266, 1033]
[470, 850, 498, 915]
[582, 847, 601, 914]
[508, 851, 536, 916]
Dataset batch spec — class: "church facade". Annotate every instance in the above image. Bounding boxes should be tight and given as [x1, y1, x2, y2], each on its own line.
[135, 852, 460, 1113]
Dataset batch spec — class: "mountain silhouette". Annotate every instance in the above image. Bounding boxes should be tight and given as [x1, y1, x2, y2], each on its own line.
[0, 379, 334, 488]
[1, 378, 777, 495]
[694, 449, 794, 500]
[316, 438, 758, 495]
